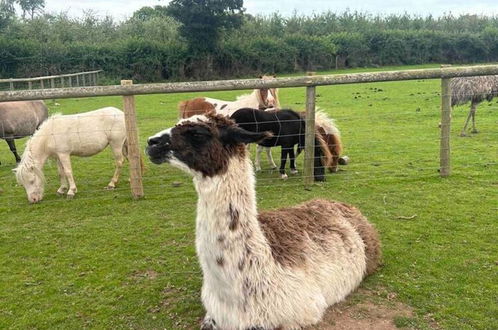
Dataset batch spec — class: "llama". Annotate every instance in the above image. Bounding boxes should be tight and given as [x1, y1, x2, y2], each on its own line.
[15, 107, 127, 203]
[0, 100, 48, 164]
[451, 75, 498, 136]
[146, 113, 381, 329]
[230, 108, 330, 181]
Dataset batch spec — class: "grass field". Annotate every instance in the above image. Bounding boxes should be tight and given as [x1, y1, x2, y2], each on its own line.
[0, 64, 497, 329]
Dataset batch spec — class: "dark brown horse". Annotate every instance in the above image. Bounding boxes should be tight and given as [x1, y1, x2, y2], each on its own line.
[0, 101, 48, 164]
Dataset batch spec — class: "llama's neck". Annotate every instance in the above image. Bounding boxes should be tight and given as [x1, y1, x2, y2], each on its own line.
[193, 156, 272, 274]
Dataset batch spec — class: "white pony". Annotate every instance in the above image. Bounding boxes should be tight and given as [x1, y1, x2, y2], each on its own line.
[15, 107, 127, 203]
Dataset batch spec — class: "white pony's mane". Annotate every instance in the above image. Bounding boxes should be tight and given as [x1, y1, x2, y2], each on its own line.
[13, 113, 61, 186]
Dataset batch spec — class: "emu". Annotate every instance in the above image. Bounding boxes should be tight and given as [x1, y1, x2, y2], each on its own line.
[451, 75, 498, 136]
[146, 113, 381, 329]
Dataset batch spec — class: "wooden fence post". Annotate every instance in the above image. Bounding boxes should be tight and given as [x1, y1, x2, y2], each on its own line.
[28, 81, 32, 89]
[50, 78, 55, 88]
[40, 80, 44, 89]
[121, 80, 144, 199]
[76, 75, 80, 87]
[440, 65, 452, 177]
[9, 80, 13, 91]
[304, 85, 317, 189]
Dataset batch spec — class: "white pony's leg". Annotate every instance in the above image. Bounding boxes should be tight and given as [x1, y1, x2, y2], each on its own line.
[58, 153, 77, 199]
[107, 141, 125, 189]
[56, 159, 68, 195]
[265, 147, 277, 169]
[255, 145, 263, 172]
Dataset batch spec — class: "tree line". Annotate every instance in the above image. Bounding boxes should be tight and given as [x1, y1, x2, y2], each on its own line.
[1, 0, 498, 82]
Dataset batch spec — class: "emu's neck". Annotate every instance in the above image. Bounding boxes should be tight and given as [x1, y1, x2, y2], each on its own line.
[193, 156, 271, 271]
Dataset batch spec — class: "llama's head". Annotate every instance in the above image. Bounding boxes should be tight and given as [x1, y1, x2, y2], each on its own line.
[146, 113, 271, 177]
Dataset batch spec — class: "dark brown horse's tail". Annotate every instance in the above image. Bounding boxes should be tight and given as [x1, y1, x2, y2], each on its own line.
[122, 139, 146, 175]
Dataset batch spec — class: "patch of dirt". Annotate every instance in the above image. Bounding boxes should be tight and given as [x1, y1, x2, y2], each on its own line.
[306, 288, 418, 330]
[130, 269, 159, 280]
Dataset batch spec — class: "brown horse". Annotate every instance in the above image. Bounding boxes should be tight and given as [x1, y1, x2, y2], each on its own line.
[0, 101, 48, 164]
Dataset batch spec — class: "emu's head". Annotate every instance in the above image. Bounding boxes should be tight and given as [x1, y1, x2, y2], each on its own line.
[146, 113, 271, 177]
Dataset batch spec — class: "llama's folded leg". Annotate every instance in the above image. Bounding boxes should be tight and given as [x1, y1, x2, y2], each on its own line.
[56, 159, 68, 195]
[200, 315, 217, 330]
[58, 154, 77, 199]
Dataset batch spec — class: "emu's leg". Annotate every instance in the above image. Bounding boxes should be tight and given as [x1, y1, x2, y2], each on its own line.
[106, 141, 125, 190]
[280, 147, 289, 180]
[56, 159, 68, 196]
[461, 103, 476, 136]
[255, 145, 263, 172]
[265, 147, 277, 169]
[200, 315, 217, 330]
[289, 147, 298, 175]
[470, 104, 478, 134]
[5, 138, 21, 163]
[57, 153, 77, 199]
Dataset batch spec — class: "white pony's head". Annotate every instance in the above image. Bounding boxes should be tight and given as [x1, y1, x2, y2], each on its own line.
[14, 149, 45, 204]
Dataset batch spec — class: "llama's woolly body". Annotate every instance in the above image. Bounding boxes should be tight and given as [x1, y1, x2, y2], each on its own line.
[146, 114, 380, 329]
[194, 156, 368, 329]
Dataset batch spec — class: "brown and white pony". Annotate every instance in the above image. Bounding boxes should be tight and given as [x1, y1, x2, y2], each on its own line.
[179, 76, 281, 171]
[145, 113, 381, 329]
[179, 75, 280, 119]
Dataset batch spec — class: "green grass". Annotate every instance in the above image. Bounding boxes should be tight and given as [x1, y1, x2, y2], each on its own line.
[1, 64, 497, 329]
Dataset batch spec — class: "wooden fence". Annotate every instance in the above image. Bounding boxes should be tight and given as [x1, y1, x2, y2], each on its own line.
[1, 64, 498, 197]
[0, 70, 102, 91]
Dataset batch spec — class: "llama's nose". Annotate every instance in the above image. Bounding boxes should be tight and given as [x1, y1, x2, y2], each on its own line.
[147, 136, 162, 146]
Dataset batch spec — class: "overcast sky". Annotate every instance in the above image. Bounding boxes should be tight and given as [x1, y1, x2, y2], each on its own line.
[42, 0, 498, 21]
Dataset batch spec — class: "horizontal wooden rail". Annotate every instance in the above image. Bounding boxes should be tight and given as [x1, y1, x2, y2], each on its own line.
[1, 65, 498, 102]
[0, 70, 102, 84]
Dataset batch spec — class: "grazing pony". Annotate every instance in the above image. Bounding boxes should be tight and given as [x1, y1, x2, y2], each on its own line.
[145, 113, 381, 329]
[15, 107, 127, 203]
[230, 108, 331, 181]
[300, 109, 343, 173]
[451, 75, 498, 136]
[0, 101, 48, 164]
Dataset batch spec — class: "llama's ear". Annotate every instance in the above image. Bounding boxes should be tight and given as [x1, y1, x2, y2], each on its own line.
[221, 126, 272, 145]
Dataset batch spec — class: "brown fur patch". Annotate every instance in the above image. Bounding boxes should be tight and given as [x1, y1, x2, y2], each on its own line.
[332, 202, 382, 275]
[228, 203, 240, 231]
[178, 98, 216, 119]
[216, 256, 225, 267]
[258, 199, 381, 272]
